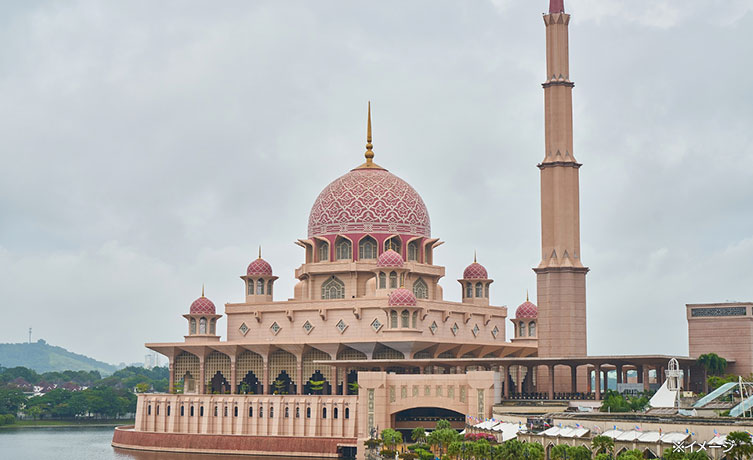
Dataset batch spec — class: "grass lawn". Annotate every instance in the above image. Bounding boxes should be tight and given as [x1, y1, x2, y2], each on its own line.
[0, 418, 134, 428]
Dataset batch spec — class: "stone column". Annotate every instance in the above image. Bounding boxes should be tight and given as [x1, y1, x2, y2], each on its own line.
[586, 366, 592, 394]
[516, 366, 523, 394]
[603, 367, 609, 392]
[548, 365, 555, 400]
[199, 359, 206, 394]
[503, 366, 510, 398]
[570, 365, 578, 395]
[168, 361, 175, 394]
[297, 357, 304, 395]
[595, 366, 601, 400]
[230, 361, 237, 395]
[263, 359, 269, 395]
[616, 365, 623, 384]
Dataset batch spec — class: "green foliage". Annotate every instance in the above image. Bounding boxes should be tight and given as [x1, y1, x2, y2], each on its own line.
[272, 379, 288, 395]
[427, 428, 461, 456]
[698, 353, 728, 376]
[365, 438, 382, 449]
[568, 446, 591, 460]
[380, 449, 397, 459]
[308, 379, 325, 392]
[348, 382, 359, 393]
[599, 390, 648, 413]
[0, 413, 16, 425]
[400, 453, 418, 460]
[725, 431, 753, 460]
[616, 449, 643, 460]
[686, 451, 709, 460]
[0, 341, 118, 375]
[551, 444, 569, 460]
[595, 453, 612, 460]
[0, 387, 26, 415]
[412, 427, 427, 443]
[436, 419, 452, 430]
[22, 385, 136, 419]
[521, 441, 544, 460]
[134, 383, 150, 393]
[592, 435, 615, 456]
[707, 375, 738, 392]
[414, 448, 434, 460]
[381, 428, 403, 450]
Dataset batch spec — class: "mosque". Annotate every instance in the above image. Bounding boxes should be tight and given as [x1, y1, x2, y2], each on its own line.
[112, 1, 744, 457]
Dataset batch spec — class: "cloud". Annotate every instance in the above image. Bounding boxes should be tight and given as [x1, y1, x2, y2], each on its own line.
[0, 0, 750, 364]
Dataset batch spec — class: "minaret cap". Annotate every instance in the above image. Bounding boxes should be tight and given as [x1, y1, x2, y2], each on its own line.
[549, 0, 565, 13]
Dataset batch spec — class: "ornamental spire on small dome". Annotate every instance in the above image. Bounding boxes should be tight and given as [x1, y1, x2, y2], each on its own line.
[258, 245, 262, 259]
[202, 284, 205, 297]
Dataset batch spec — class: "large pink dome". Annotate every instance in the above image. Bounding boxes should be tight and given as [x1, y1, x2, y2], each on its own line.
[308, 168, 430, 238]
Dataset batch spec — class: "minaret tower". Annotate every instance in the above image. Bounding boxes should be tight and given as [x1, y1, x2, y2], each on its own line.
[535, 0, 589, 380]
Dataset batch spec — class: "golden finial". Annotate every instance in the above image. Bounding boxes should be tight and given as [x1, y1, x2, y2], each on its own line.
[474, 250, 477, 263]
[202, 284, 205, 298]
[365, 101, 374, 164]
[526, 289, 529, 302]
[258, 245, 262, 259]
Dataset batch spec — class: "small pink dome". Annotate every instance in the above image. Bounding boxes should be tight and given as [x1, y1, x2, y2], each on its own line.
[247, 258, 273, 276]
[377, 249, 404, 268]
[190, 296, 216, 315]
[463, 262, 488, 279]
[516, 301, 538, 319]
[388, 288, 417, 307]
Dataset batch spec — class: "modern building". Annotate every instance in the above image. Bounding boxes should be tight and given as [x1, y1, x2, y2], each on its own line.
[112, 1, 746, 457]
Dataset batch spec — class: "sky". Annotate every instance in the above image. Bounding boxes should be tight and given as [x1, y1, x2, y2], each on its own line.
[0, 0, 751, 366]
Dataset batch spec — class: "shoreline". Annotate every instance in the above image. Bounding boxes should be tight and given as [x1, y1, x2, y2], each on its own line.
[0, 420, 134, 430]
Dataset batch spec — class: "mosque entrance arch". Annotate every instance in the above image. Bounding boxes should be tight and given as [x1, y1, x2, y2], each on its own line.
[393, 407, 465, 431]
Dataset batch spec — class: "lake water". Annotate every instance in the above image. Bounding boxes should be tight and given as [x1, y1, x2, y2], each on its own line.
[0, 426, 309, 459]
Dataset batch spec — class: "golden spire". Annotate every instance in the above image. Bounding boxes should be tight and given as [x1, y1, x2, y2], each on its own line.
[526, 289, 529, 302]
[258, 245, 262, 259]
[474, 250, 477, 263]
[365, 101, 373, 164]
[354, 102, 384, 170]
[202, 284, 205, 298]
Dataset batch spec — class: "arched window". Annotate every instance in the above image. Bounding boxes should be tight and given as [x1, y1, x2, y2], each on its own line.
[180, 406, 184, 417]
[249, 406, 253, 417]
[345, 407, 350, 419]
[167, 405, 171, 416]
[295, 407, 300, 418]
[475, 282, 483, 298]
[200, 406, 204, 417]
[334, 407, 339, 419]
[401, 310, 410, 328]
[378, 272, 386, 289]
[190, 318, 197, 335]
[412, 311, 418, 328]
[285, 407, 289, 418]
[384, 236, 402, 254]
[413, 278, 428, 299]
[156, 405, 159, 415]
[214, 406, 218, 416]
[268, 280, 273, 296]
[306, 407, 311, 418]
[389, 271, 398, 289]
[209, 319, 216, 335]
[234, 406, 238, 417]
[270, 406, 274, 418]
[322, 407, 327, 419]
[256, 279, 264, 295]
[259, 405, 263, 418]
[190, 406, 194, 417]
[390, 310, 398, 328]
[519, 321, 526, 337]
[466, 283, 473, 298]
[199, 317, 207, 334]
[321, 276, 345, 299]
[148, 405, 151, 415]
[318, 241, 329, 262]
[248, 279, 254, 295]
[485, 283, 490, 298]
[359, 236, 377, 259]
[408, 241, 419, 261]
[336, 238, 352, 260]
[528, 321, 536, 337]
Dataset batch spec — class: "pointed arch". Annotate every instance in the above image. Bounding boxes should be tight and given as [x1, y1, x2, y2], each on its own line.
[389, 271, 398, 289]
[321, 276, 345, 299]
[335, 236, 352, 260]
[413, 278, 428, 299]
[378, 272, 387, 289]
[358, 235, 377, 260]
[384, 236, 402, 255]
[528, 321, 536, 337]
[407, 240, 420, 261]
[317, 239, 330, 262]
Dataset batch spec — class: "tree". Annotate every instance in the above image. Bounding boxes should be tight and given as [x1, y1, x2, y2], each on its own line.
[616, 449, 643, 460]
[550, 445, 569, 460]
[725, 432, 753, 460]
[568, 446, 591, 460]
[308, 379, 325, 394]
[412, 427, 427, 444]
[521, 442, 544, 460]
[382, 428, 403, 451]
[0, 387, 26, 415]
[662, 449, 685, 460]
[686, 451, 709, 460]
[595, 454, 612, 460]
[436, 419, 452, 430]
[592, 435, 615, 457]
[135, 383, 150, 393]
[698, 353, 728, 376]
[500, 439, 524, 460]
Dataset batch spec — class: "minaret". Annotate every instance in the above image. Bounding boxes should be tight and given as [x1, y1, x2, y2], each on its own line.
[535, 0, 589, 373]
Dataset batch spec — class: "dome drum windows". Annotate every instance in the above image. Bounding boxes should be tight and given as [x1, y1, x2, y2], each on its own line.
[407, 241, 420, 262]
[359, 236, 377, 260]
[335, 237, 352, 261]
[413, 278, 428, 299]
[317, 241, 330, 263]
[384, 236, 402, 255]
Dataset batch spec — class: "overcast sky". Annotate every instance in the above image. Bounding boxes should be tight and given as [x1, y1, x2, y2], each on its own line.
[1, 0, 751, 366]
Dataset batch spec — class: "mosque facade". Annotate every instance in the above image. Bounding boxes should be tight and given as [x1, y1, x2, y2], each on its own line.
[112, 1, 740, 457]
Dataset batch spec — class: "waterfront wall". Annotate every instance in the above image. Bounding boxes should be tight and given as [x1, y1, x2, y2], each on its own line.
[135, 394, 358, 439]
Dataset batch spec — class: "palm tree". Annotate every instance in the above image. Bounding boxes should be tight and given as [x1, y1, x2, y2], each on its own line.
[591, 435, 615, 457]
[412, 427, 426, 444]
[725, 432, 753, 460]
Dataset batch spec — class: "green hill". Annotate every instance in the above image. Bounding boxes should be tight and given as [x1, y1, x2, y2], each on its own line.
[0, 340, 118, 375]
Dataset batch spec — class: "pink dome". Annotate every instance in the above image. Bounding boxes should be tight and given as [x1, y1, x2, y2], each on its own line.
[463, 262, 488, 279]
[190, 296, 216, 315]
[516, 301, 538, 318]
[247, 258, 273, 276]
[308, 168, 430, 238]
[388, 288, 417, 307]
[377, 249, 404, 268]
